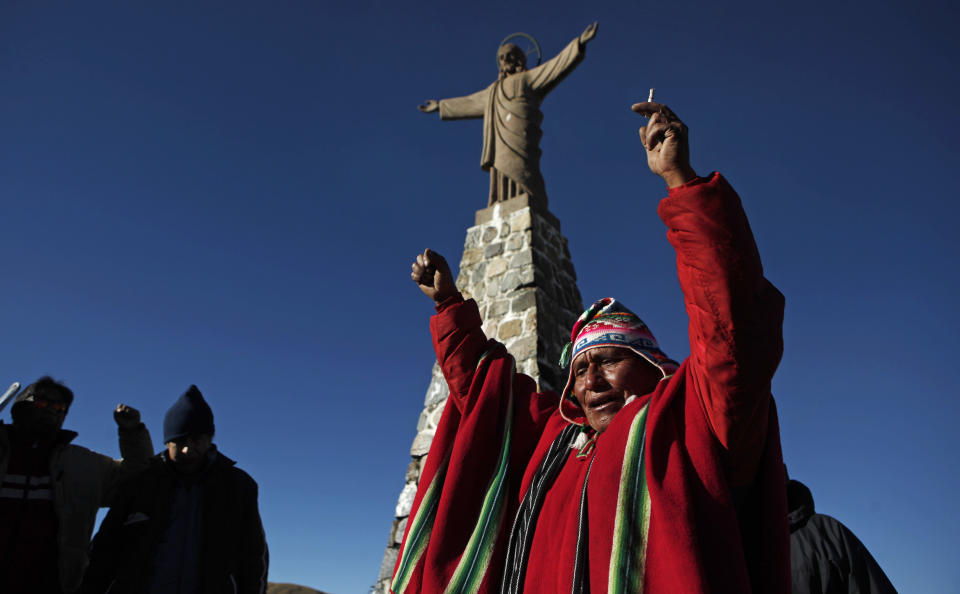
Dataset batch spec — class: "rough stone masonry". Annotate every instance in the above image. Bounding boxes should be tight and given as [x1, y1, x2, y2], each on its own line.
[374, 192, 583, 593]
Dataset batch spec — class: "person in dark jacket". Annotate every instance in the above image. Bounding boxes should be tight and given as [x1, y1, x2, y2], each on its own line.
[82, 385, 268, 594]
[788, 478, 896, 594]
[0, 376, 152, 594]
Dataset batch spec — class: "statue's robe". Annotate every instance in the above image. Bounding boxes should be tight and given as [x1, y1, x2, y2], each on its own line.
[438, 37, 586, 204]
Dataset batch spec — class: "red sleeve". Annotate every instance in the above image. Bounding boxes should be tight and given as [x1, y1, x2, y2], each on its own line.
[658, 172, 785, 485]
[430, 295, 495, 414]
[430, 295, 556, 427]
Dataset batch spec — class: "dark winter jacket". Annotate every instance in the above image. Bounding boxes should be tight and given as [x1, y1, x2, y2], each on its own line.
[788, 479, 896, 594]
[82, 447, 268, 594]
[0, 423, 153, 593]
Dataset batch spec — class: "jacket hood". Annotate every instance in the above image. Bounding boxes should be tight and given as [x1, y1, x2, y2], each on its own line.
[787, 479, 815, 531]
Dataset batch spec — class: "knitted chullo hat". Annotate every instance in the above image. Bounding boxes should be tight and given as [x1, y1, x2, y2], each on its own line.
[163, 385, 215, 443]
[558, 297, 679, 425]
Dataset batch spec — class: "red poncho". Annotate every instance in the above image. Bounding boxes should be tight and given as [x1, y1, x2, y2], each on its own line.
[393, 173, 790, 593]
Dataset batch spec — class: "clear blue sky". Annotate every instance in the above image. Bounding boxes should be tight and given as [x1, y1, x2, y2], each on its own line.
[2, 1, 957, 592]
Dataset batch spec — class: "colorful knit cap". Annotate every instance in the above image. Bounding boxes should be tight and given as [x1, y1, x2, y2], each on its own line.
[558, 298, 679, 425]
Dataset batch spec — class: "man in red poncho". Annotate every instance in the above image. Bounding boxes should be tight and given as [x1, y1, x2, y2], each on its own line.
[393, 101, 789, 593]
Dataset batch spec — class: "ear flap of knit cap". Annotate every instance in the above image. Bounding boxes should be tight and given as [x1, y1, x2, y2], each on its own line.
[558, 297, 680, 426]
[558, 298, 613, 369]
[163, 384, 215, 443]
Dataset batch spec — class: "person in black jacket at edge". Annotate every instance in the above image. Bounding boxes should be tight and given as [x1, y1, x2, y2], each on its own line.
[788, 478, 897, 593]
[82, 385, 268, 594]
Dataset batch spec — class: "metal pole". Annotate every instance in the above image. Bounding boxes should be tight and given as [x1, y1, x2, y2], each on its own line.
[0, 382, 21, 414]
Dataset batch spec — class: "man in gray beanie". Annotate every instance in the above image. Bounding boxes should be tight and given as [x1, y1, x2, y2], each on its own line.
[83, 385, 268, 594]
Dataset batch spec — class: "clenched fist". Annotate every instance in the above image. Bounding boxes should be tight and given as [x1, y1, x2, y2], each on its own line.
[113, 404, 141, 430]
[411, 249, 457, 304]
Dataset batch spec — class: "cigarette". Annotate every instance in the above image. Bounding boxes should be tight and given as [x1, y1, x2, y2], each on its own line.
[648, 88, 655, 102]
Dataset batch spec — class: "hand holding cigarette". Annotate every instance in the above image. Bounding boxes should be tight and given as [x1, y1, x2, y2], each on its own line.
[631, 96, 697, 188]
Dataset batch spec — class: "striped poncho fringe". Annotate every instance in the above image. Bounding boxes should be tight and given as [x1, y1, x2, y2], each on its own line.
[391, 450, 451, 593]
[391, 349, 516, 594]
[608, 402, 652, 593]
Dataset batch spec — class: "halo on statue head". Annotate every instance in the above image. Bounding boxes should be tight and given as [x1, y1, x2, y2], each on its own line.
[497, 32, 542, 68]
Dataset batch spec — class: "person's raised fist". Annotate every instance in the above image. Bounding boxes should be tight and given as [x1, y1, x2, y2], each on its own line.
[411, 248, 457, 304]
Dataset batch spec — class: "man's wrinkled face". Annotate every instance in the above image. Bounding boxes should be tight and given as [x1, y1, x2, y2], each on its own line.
[497, 44, 526, 75]
[166, 433, 212, 474]
[571, 347, 662, 433]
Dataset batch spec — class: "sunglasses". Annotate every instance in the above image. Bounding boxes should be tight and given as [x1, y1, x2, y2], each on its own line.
[30, 398, 68, 413]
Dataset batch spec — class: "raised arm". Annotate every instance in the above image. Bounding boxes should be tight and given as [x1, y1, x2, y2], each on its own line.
[98, 404, 154, 505]
[411, 249, 495, 412]
[634, 101, 785, 485]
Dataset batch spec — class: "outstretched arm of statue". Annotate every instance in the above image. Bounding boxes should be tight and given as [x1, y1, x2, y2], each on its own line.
[527, 23, 595, 95]
[431, 87, 488, 120]
[418, 100, 439, 113]
[579, 21, 598, 45]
